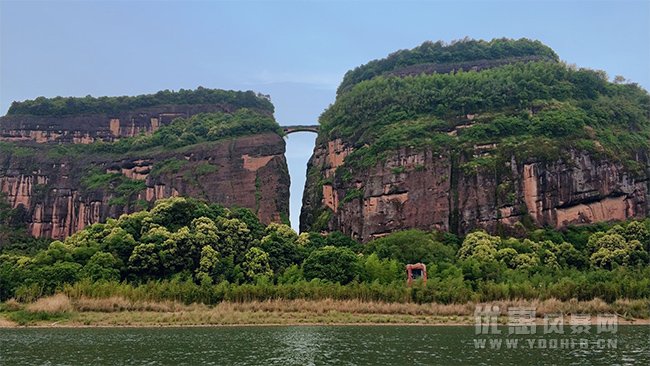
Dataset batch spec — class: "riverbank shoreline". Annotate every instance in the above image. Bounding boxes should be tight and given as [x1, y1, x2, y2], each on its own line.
[2, 316, 648, 328]
[1, 295, 648, 328]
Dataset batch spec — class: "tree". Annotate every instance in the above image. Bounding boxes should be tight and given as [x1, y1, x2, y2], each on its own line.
[102, 227, 137, 264]
[150, 197, 205, 231]
[277, 264, 304, 284]
[496, 248, 518, 268]
[190, 217, 219, 247]
[116, 210, 152, 242]
[36, 261, 83, 294]
[214, 217, 253, 263]
[303, 246, 360, 284]
[589, 233, 648, 269]
[128, 243, 161, 279]
[360, 253, 401, 284]
[229, 207, 266, 239]
[158, 227, 196, 275]
[260, 224, 303, 274]
[458, 231, 501, 262]
[367, 229, 455, 265]
[242, 247, 272, 281]
[82, 252, 121, 282]
[32, 241, 74, 265]
[140, 226, 172, 245]
[323, 231, 362, 252]
[195, 245, 220, 285]
[623, 221, 650, 252]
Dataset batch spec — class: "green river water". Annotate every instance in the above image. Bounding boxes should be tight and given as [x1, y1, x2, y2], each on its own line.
[1, 325, 648, 365]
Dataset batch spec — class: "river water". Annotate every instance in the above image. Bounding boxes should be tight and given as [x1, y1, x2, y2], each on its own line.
[1, 325, 648, 365]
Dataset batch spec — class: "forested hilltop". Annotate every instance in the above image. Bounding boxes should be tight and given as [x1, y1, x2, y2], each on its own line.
[302, 38, 650, 240]
[337, 38, 559, 95]
[0, 87, 289, 243]
[6, 87, 274, 116]
[323, 40, 649, 170]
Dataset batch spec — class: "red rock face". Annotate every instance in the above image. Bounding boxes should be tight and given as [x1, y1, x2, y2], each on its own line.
[0, 104, 258, 144]
[301, 139, 649, 242]
[0, 133, 289, 239]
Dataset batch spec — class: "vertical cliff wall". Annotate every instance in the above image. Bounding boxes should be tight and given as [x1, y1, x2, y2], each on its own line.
[0, 133, 289, 239]
[301, 138, 648, 241]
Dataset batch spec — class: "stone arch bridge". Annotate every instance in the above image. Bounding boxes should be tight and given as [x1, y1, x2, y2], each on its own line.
[282, 125, 319, 134]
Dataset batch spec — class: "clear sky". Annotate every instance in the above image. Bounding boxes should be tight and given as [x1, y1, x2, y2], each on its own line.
[1, 0, 649, 230]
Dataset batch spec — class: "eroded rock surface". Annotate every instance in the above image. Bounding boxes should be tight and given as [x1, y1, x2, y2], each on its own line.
[1, 133, 289, 239]
[301, 139, 649, 241]
[0, 104, 247, 144]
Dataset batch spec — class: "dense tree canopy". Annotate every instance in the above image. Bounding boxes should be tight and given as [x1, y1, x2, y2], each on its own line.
[337, 38, 558, 95]
[6, 87, 274, 116]
[1, 197, 649, 304]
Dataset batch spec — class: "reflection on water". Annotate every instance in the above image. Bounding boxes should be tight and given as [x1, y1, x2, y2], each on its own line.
[0, 325, 648, 365]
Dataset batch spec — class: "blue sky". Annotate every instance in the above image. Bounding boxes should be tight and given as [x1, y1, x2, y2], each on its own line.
[1, 0, 649, 230]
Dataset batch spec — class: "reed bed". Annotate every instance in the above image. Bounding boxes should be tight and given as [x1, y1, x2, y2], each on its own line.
[2, 294, 648, 326]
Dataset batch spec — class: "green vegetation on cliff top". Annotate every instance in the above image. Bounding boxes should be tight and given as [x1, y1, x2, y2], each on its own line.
[88, 108, 282, 154]
[6, 87, 274, 116]
[15, 108, 282, 160]
[337, 38, 559, 95]
[321, 38, 649, 172]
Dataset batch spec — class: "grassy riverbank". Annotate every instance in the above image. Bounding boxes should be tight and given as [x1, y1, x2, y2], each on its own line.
[1, 294, 648, 327]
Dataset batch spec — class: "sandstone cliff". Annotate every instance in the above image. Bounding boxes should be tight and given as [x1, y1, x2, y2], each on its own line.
[0, 103, 253, 144]
[301, 39, 650, 241]
[0, 89, 289, 240]
[301, 138, 649, 241]
[0, 133, 288, 239]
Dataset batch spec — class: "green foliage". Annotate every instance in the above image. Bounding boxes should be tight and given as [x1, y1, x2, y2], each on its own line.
[84, 109, 282, 154]
[0, 142, 36, 158]
[213, 216, 254, 263]
[242, 247, 273, 281]
[338, 38, 558, 95]
[303, 246, 360, 284]
[321, 43, 649, 174]
[2, 196, 649, 304]
[7, 310, 71, 326]
[81, 169, 146, 204]
[194, 162, 218, 176]
[340, 188, 364, 205]
[259, 223, 304, 274]
[311, 210, 332, 232]
[149, 158, 187, 177]
[82, 252, 120, 282]
[360, 253, 402, 284]
[458, 231, 501, 262]
[588, 225, 650, 269]
[80, 170, 120, 190]
[8, 87, 274, 116]
[195, 245, 220, 286]
[366, 229, 456, 265]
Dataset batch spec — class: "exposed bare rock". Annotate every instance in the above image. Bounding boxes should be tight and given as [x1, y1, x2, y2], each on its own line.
[0, 133, 289, 239]
[301, 139, 648, 242]
[0, 104, 253, 144]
